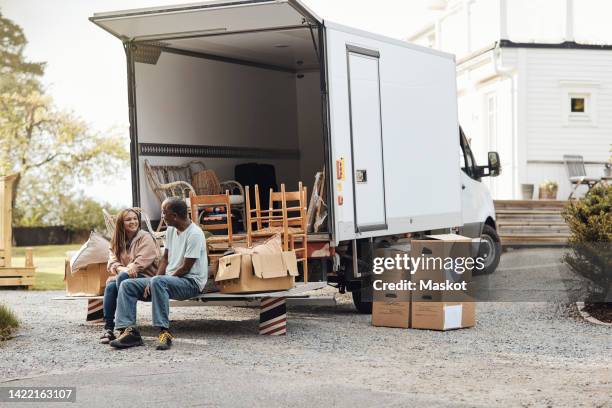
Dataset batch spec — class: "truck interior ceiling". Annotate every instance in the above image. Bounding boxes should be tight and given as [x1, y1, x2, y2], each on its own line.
[134, 25, 325, 222]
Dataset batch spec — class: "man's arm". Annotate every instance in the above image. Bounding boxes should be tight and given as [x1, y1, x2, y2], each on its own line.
[157, 249, 169, 276]
[171, 258, 197, 277]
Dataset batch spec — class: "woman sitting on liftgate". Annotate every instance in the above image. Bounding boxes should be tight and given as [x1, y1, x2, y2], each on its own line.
[100, 208, 159, 344]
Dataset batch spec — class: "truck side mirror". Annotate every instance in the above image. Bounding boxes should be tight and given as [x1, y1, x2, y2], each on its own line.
[488, 151, 501, 177]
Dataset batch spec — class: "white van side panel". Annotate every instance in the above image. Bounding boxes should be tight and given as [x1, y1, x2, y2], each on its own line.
[326, 24, 463, 243]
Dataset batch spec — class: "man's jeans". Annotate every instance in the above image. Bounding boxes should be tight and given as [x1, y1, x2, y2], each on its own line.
[115, 275, 201, 330]
[103, 271, 131, 331]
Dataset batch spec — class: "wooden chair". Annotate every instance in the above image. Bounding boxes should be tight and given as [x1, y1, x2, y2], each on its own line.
[245, 184, 273, 246]
[278, 184, 309, 282]
[144, 159, 200, 203]
[189, 191, 233, 248]
[563, 155, 601, 199]
[245, 183, 309, 282]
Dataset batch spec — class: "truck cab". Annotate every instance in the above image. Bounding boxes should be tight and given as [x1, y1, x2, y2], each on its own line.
[458, 127, 501, 275]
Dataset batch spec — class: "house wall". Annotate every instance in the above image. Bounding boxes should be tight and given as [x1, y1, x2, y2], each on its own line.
[457, 47, 611, 200]
[522, 48, 612, 199]
[457, 51, 516, 199]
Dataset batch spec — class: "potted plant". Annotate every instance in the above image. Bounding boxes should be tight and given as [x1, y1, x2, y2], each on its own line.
[521, 183, 535, 200]
[539, 180, 558, 200]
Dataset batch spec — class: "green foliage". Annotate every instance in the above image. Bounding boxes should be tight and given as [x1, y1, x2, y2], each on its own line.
[0, 13, 129, 227]
[0, 303, 19, 341]
[14, 192, 120, 231]
[59, 195, 120, 232]
[562, 185, 612, 302]
[0, 12, 44, 77]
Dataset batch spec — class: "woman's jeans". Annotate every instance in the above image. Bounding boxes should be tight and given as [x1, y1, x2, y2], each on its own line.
[103, 271, 132, 330]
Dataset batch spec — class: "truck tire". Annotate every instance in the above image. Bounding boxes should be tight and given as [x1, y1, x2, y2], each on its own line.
[351, 288, 372, 314]
[479, 224, 501, 275]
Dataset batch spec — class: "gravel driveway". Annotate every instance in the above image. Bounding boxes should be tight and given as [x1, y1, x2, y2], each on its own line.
[0, 249, 610, 407]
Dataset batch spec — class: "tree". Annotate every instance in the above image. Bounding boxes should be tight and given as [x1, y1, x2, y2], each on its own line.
[0, 12, 44, 77]
[0, 13, 129, 226]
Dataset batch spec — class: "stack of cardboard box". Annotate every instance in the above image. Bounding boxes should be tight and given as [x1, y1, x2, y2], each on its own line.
[372, 234, 476, 331]
[371, 247, 412, 329]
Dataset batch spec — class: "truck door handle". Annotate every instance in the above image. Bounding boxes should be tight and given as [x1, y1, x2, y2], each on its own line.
[462, 184, 466, 190]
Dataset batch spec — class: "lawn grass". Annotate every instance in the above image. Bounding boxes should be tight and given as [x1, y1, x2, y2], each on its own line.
[0, 303, 19, 341]
[11, 244, 81, 291]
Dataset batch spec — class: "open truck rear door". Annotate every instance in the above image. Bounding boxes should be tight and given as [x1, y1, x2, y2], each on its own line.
[90, 0, 321, 41]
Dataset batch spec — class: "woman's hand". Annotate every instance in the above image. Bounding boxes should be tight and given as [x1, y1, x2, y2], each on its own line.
[127, 269, 138, 279]
[116, 266, 129, 274]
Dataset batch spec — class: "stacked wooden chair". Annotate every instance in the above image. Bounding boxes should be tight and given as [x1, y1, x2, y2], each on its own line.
[188, 191, 243, 273]
[245, 183, 309, 282]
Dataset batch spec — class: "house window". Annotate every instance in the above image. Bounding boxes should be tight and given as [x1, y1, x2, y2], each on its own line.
[570, 97, 585, 113]
[567, 92, 591, 123]
[559, 80, 599, 127]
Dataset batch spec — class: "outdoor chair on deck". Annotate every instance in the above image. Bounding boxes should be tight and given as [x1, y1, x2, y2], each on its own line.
[563, 155, 601, 199]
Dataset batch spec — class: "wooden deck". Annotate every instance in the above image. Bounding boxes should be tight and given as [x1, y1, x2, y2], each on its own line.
[494, 200, 570, 246]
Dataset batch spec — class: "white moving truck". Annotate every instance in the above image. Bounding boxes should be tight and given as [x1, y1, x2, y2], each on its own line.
[91, 0, 501, 313]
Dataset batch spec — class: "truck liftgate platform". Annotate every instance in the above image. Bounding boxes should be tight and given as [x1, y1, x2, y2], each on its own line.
[54, 282, 331, 336]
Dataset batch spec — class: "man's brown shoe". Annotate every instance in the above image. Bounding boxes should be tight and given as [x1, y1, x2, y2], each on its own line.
[109, 327, 143, 349]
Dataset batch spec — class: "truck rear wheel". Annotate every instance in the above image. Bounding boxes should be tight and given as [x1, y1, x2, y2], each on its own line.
[351, 288, 372, 314]
[479, 224, 501, 275]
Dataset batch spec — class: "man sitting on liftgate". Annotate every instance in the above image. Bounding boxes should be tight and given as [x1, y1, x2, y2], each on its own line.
[110, 197, 207, 350]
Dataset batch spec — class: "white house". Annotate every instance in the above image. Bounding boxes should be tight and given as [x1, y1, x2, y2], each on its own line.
[409, 0, 612, 199]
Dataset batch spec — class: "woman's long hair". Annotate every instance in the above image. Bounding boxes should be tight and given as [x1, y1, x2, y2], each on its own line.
[110, 208, 141, 261]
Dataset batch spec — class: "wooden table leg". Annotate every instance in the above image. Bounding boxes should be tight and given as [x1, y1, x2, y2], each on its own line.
[259, 297, 287, 335]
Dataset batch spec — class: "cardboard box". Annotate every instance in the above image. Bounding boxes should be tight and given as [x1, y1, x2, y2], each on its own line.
[215, 251, 298, 294]
[410, 234, 474, 286]
[372, 247, 412, 328]
[65, 260, 112, 296]
[372, 301, 411, 328]
[409, 236, 477, 331]
[411, 301, 476, 331]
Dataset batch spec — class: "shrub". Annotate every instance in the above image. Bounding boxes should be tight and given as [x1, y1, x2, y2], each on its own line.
[0, 304, 19, 341]
[562, 184, 612, 303]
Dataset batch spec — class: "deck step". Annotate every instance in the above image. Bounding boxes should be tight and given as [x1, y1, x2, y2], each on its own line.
[497, 221, 567, 227]
[494, 200, 570, 246]
[495, 209, 564, 214]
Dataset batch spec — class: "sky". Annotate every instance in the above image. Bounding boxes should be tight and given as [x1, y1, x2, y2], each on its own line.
[1, 0, 434, 207]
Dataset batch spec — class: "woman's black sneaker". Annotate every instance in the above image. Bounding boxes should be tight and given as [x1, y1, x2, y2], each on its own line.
[100, 329, 116, 344]
[109, 327, 144, 349]
[156, 329, 173, 350]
